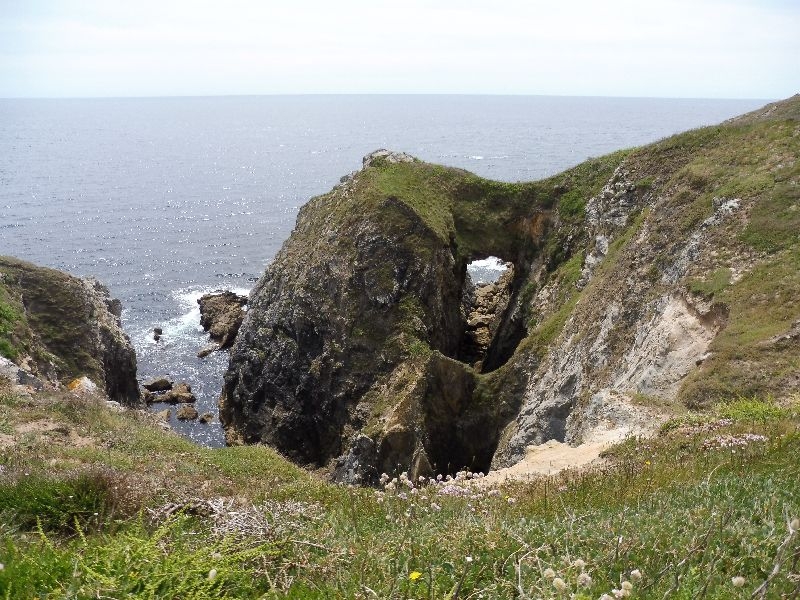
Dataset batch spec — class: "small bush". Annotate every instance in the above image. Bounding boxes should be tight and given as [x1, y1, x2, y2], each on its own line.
[0, 339, 16, 360]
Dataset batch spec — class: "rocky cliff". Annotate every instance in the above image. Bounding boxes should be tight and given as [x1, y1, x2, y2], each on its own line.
[221, 96, 800, 483]
[0, 256, 140, 406]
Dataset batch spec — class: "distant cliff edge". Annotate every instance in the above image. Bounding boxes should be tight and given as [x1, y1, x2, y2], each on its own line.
[0, 256, 140, 406]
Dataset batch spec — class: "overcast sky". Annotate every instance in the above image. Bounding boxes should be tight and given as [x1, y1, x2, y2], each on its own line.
[1, 0, 797, 99]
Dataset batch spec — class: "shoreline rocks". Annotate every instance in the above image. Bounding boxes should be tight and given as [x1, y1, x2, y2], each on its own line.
[197, 291, 248, 353]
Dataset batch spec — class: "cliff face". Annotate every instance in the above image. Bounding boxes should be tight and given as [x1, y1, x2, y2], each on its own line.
[0, 257, 140, 406]
[221, 96, 800, 483]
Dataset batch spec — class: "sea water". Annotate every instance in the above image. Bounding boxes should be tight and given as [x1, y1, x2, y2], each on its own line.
[0, 95, 767, 446]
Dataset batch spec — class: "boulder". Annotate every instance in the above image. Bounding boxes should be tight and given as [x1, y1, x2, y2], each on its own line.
[198, 412, 214, 424]
[67, 376, 99, 394]
[143, 377, 173, 392]
[197, 291, 247, 349]
[155, 408, 171, 422]
[161, 382, 196, 404]
[176, 405, 199, 421]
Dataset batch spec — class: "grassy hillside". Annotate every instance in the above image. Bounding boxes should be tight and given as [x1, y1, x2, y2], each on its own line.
[1, 383, 798, 598]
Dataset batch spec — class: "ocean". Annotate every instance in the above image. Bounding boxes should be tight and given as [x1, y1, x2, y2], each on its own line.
[0, 95, 767, 446]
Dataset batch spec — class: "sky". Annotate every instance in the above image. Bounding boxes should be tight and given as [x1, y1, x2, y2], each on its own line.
[0, 0, 798, 99]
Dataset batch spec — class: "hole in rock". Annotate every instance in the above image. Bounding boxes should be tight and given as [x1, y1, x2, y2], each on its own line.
[466, 256, 509, 284]
[458, 256, 523, 372]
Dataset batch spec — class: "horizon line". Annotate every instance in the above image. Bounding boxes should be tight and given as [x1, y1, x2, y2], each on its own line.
[0, 92, 777, 102]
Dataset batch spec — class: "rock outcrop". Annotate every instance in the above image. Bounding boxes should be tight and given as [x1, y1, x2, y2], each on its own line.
[198, 291, 248, 350]
[0, 256, 141, 406]
[220, 97, 800, 484]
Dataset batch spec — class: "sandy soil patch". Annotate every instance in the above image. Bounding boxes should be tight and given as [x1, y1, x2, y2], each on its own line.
[481, 425, 635, 486]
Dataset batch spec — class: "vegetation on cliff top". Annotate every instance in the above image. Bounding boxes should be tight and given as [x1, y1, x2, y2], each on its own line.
[0, 257, 101, 382]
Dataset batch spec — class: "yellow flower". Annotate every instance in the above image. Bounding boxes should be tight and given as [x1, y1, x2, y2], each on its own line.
[409, 571, 422, 581]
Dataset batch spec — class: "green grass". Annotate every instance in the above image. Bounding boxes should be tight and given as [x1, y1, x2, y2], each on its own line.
[687, 267, 732, 297]
[1, 387, 798, 598]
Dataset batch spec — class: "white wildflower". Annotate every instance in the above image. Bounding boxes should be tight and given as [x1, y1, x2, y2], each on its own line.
[207, 568, 217, 581]
[630, 569, 642, 582]
[621, 581, 633, 591]
[600, 595, 614, 600]
[731, 576, 746, 587]
[791, 518, 800, 532]
[465, 556, 473, 563]
[543, 567, 556, 580]
[572, 558, 586, 570]
[577, 572, 592, 587]
[553, 577, 567, 592]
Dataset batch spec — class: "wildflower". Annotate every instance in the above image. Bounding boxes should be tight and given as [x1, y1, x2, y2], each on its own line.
[507, 496, 516, 505]
[418, 475, 426, 483]
[543, 567, 557, 580]
[572, 558, 586, 570]
[207, 568, 217, 581]
[621, 581, 633, 591]
[211, 552, 222, 560]
[409, 571, 422, 581]
[577, 572, 592, 587]
[437, 474, 443, 481]
[431, 502, 441, 511]
[630, 569, 642, 582]
[465, 556, 473, 563]
[791, 518, 800, 532]
[0, 563, 4, 571]
[398, 492, 408, 500]
[731, 576, 746, 587]
[553, 577, 567, 592]
[487, 489, 501, 497]
[600, 595, 614, 600]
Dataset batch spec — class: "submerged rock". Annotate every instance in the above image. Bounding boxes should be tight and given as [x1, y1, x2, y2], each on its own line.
[197, 343, 219, 358]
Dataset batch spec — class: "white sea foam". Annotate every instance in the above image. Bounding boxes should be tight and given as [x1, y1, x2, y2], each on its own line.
[468, 257, 507, 271]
